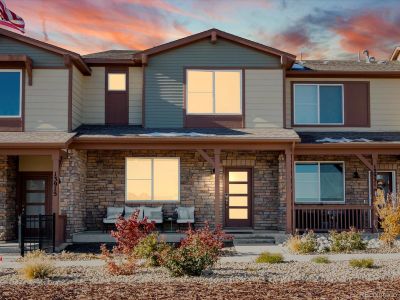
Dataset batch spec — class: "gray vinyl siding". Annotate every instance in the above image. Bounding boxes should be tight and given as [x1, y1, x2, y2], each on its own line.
[82, 67, 105, 124]
[72, 65, 84, 130]
[0, 36, 64, 67]
[25, 69, 68, 131]
[145, 38, 281, 128]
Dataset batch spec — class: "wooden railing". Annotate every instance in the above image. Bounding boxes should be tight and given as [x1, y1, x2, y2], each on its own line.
[294, 205, 372, 232]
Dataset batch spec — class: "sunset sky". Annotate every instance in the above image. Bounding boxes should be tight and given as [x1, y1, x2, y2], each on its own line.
[5, 0, 400, 60]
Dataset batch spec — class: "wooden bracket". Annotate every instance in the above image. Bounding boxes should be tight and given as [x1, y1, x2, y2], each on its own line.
[141, 54, 148, 65]
[356, 154, 374, 171]
[197, 149, 215, 168]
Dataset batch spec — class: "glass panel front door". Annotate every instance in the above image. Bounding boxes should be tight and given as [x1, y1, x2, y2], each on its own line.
[225, 169, 252, 227]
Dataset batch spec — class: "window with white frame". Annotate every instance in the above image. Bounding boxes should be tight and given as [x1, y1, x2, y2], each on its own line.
[295, 162, 345, 203]
[126, 158, 180, 201]
[186, 69, 242, 114]
[0, 70, 22, 117]
[294, 84, 344, 125]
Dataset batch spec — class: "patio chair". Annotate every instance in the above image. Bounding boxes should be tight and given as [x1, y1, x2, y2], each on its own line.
[175, 206, 195, 229]
[103, 206, 124, 232]
[124, 206, 144, 220]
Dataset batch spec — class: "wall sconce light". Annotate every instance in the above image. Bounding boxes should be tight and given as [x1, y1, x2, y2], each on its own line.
[353, 171, 360, 179]
[212, 168, 215, 174]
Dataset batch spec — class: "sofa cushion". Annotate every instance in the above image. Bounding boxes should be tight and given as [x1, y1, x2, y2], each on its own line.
[143, 206, 162, 219]
[106, 207, 124, 219]
[124, 206, 143, 220]
[103, 218, 118, 224]
[177, 207, 194, 220]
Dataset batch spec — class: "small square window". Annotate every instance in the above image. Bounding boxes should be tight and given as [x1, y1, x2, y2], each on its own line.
[108, 73, 126, 91]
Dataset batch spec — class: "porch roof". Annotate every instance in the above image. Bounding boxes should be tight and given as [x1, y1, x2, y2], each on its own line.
[0, 132, 76, 148]
[298, 132, 400, 144]
[74, 125, 300, 143]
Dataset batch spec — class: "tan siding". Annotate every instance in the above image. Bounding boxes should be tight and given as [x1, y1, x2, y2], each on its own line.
[129, 67, 143, 125]
[25, 69, 68, 131]
[72, 66, 83, 130]
[82, 67, 105, 124]
[245, 69, 283, 128]
[286, 77, 400, 131]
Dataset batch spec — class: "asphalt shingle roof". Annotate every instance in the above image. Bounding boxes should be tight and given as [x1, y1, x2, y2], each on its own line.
[75, 125, 300, 141]
[83, 50, 141, 60]
[294, 60, 400, 72]
[298, 132, 400, 144]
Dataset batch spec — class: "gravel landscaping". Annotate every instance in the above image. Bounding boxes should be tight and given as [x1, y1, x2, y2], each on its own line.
[1, 259, 400, 285]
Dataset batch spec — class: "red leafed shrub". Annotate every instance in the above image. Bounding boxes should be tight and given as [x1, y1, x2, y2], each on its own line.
[161, 222, 232, 277]
[101, 210, 155, 275]
[111, 211, 155, 254]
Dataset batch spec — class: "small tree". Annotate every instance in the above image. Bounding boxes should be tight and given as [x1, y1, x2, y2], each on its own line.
[101, 210, 155, 274]
[374, 190, 400, 246]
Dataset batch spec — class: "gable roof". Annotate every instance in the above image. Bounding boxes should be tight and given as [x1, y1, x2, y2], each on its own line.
[83, 50, 141, 65]
[133, 28, 296, 69]
[0, 28, 91, 75]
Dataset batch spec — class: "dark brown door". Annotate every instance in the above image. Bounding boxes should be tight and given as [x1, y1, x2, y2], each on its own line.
[20, 173, 52, 217]
[224, 168, 252, 227]
[105, 67, 129, 125]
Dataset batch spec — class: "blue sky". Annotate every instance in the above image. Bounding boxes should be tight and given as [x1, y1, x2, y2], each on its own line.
[4, 0, 400, 59]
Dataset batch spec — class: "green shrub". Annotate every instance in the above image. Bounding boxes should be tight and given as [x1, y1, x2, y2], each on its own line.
[349, 258, 374, 268]
[287, 231, 318, 254]
[329, 229, 366, 252]
[255, 252, 284, 264]
[133, 232, 170, 267]
[311, 256, 330, 264]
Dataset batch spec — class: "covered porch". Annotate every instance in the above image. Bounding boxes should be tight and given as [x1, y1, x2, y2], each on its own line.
[292, 132, 400, 233]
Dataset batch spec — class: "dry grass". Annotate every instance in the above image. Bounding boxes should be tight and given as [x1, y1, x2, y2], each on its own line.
[311, 256, 330, 264]
[255, 252, 284, 264]
[20, 258, 55, 280]
[349, 258, 375, 269]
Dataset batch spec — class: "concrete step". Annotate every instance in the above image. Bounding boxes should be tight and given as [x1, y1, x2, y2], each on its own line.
[233, 238, 275, 245]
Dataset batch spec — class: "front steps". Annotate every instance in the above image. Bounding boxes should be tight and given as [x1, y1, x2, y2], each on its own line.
[224, 230, 288, 245]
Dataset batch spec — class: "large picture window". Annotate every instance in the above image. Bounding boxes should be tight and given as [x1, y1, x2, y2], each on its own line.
[295, 162, 345, 203]
[186, 70, 241, 114]
[0, 70, 22, 117]
[294, 84, 343, 125]
[126, 158, 180, 201]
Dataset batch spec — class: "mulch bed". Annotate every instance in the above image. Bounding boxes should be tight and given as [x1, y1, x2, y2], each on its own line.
[1, 280, 399, 300]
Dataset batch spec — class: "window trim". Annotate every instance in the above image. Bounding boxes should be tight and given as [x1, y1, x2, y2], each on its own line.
[0, 69, 22, 118]
[125, 157, 181, 203]
[294, 161, 346, 204]
[186, 69, 242, 116]
[293, 83, 344, 125]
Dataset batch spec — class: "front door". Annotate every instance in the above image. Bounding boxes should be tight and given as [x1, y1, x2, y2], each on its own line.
[376, 171, 395, 199]
[20, 173, 52, 217]
[224, 168, 252, 227]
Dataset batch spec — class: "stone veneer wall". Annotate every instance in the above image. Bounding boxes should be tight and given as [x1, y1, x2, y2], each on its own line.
[84, 150, 286, 231]
[295, 155, 400, 205]
[0, 156, 17, 241]
[60, 150, 87, 239]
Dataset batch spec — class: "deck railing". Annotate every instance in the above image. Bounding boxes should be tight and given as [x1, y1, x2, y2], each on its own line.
[294, 205, 372, 232]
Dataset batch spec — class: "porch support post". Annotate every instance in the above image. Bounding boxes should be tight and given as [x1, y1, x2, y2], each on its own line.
[356, 154, 374, 171]
[371, 154, 378, 232]
[51, 151, 60, 215]
[214, 149, 221, 227]
[285, 146, 293, 233]
[197, 149, 215, 168]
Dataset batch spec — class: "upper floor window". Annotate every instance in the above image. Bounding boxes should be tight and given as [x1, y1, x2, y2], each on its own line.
[295, 162, 345, 203]
[126, 157, 180, 202]
[108, 73, 127, 91]
[186, 70, 241, 115]
[0, 70, 22, 117]
[294, 84, 343, 125]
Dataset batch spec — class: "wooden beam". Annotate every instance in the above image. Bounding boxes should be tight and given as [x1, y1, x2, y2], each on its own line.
[214, 149, 221, 227]
[141, 54, 148, 65]
[371, 153, 378, 232]
[197, 149, 215, 168]
[356, 154, 374, 171]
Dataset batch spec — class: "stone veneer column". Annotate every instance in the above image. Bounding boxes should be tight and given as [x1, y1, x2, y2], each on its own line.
[0, 155, 17, 241]
[277, 153, 287, 232]
[59, 150, 87, 240]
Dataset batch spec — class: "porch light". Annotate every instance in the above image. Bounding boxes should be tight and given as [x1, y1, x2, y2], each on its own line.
[353, 171, 360, 179]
